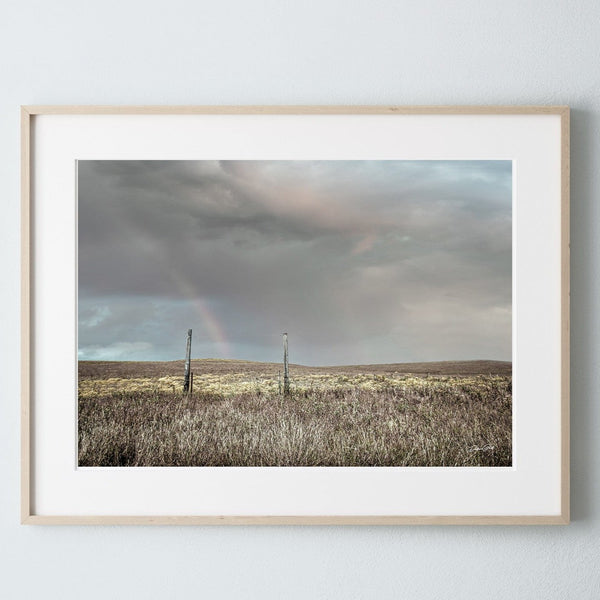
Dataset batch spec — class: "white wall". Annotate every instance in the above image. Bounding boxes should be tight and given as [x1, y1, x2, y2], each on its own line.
[1, 1, 598, 597]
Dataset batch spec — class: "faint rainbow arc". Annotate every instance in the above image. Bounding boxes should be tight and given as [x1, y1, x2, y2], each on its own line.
[167, 268, 232, 358]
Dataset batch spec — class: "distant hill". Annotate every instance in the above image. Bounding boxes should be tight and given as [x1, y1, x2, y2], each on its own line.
[78, 358, 511, 379]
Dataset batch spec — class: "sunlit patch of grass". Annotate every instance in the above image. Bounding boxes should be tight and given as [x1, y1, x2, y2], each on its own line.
[78, 376, 183, 398]
[80, 371, 510, 399]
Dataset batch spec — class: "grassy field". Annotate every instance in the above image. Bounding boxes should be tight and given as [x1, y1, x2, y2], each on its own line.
[78, 359, 512, 467]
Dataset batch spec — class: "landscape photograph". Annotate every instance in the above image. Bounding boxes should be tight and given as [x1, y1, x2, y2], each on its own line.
[77, 159, 512, 467]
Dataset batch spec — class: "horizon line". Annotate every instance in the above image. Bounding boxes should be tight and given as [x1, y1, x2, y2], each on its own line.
[77, 357, 513, 368]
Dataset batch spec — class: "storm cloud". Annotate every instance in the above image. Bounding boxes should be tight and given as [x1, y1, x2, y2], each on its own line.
[78, 160, 511, 365]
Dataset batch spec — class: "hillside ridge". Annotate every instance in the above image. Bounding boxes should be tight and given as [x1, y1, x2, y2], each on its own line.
[79, 358, 512, 378]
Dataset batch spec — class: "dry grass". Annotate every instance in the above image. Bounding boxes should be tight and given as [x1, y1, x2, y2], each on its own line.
[78, 360, 512, 467]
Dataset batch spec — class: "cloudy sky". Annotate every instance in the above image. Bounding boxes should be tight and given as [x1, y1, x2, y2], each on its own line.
[78, 160, 511, 365]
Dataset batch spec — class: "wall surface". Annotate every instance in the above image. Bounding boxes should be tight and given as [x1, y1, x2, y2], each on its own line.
[1, 1, 599, 598]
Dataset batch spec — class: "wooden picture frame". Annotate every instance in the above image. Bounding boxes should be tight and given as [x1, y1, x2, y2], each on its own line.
[21, 106, 569, 524]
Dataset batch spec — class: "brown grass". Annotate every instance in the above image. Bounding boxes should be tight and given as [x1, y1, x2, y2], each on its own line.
[78, 360, 512, 467]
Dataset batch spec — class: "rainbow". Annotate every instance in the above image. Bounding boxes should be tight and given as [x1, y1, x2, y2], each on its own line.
[167, 267, 231, 358]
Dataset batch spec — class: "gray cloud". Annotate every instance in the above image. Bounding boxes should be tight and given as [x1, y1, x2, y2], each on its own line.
[78, 160, 511, 365]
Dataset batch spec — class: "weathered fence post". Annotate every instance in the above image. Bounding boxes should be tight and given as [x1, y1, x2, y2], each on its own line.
[189, 371, 194, 397]
[283, 332, 290, 397]
[183, 329, 192, 393]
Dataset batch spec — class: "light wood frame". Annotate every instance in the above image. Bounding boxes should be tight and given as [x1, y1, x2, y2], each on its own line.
[21, 105, 570, 525]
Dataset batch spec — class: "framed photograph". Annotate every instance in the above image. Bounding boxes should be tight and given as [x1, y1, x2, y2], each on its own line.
[21, 106, 569, 524]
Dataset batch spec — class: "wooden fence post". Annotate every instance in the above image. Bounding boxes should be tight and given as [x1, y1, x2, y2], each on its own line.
[183, 329, 192, 393]
[283, 333, 290, 397]
[189, 371, 194, 397]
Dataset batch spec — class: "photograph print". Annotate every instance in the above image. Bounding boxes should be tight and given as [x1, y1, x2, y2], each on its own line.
[77, 159, 512, 467]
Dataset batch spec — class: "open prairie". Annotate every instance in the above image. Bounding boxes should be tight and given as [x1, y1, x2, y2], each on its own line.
[78, 359, 512, 467]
